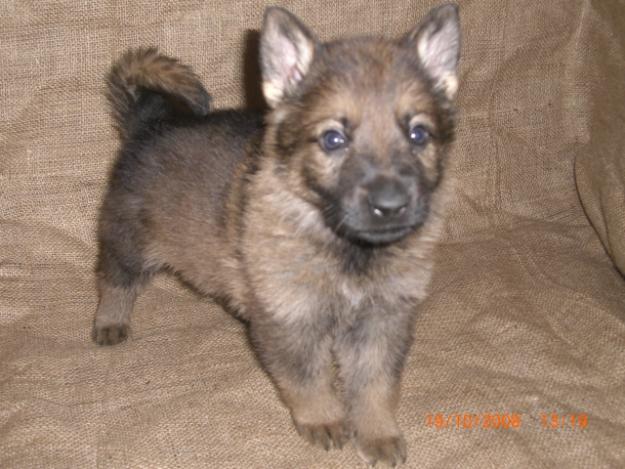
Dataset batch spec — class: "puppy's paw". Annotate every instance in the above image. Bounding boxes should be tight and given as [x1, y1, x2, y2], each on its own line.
[93, 324, 129, 346]
[295, 420, 349, 451]
[355, 434, 407, 467]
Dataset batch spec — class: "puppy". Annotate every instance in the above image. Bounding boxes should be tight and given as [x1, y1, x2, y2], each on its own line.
[94, 4, 460, 466]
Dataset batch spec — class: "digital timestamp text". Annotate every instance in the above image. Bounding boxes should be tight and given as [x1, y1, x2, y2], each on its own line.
[425, 413, 589, 430]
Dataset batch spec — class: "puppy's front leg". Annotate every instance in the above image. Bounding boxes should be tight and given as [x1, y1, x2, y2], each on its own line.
[337, 307, 414, 467]
[249, 316, 348, 450]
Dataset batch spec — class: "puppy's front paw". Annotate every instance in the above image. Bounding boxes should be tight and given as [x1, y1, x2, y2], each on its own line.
[295, 420, 349, 451]
[93, 324, 128, 346]
[356, 434, 407, 467]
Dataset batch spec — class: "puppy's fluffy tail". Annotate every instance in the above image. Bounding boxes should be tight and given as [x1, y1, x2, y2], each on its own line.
[105, 47, 211, 141]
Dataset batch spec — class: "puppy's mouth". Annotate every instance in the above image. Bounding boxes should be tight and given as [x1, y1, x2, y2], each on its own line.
[342, 223, 418, 246]
[320, 197, 429, 246]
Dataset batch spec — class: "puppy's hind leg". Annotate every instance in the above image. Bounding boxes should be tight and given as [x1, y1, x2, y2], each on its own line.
[93, 247, 150, 346]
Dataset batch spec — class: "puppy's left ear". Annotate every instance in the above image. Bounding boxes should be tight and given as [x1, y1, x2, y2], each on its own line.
[260, 7, 317, 107]
[405, 3, 461, 99]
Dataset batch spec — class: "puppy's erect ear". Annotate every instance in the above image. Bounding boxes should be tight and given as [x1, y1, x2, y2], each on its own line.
[405, 3, 461, 99]
[260, 7, 317, 107]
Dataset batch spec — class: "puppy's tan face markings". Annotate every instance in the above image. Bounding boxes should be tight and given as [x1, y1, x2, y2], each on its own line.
[270, 40, 454, 245]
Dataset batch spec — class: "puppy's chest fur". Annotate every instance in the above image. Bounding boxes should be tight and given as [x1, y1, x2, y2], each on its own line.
[236, 162, 443, 323]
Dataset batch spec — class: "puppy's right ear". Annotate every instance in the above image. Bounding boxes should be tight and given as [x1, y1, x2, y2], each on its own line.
[260, 7, 317, 107]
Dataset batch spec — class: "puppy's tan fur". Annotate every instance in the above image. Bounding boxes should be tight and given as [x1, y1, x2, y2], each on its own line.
[94, 5, 461, 466]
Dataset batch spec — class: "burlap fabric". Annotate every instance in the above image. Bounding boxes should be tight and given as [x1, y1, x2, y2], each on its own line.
[2, 1, 625, 467]
[574, 2, 625, 278]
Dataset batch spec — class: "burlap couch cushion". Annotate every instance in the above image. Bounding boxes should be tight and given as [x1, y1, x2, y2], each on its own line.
[2, 1, 625, 468]
[575, 2, 625, 278]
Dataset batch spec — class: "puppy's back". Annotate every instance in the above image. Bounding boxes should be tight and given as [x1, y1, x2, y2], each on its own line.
[100, 49, 263, 301]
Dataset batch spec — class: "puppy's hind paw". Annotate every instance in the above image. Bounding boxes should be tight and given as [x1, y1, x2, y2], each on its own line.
[93, 324, 129, 346]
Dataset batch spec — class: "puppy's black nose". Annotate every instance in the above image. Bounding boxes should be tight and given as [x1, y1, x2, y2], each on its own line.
[367, 178, 409, 218]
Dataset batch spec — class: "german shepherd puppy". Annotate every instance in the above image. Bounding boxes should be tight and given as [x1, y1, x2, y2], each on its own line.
[94, 4, 460, 466]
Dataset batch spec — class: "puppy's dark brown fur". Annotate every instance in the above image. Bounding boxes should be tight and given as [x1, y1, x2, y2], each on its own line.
[94, 5, 461, 466]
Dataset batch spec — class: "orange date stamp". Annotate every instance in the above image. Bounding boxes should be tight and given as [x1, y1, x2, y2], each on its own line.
[425, 412, 588, 430]
[425, 413, 522, 430]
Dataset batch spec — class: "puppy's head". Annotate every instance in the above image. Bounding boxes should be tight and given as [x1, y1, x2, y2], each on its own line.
[261, 4, 460, 246]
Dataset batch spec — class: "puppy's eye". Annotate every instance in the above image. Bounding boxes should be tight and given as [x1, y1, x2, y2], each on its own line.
[320, 129, 347, 152]
[408, 124, 430, 146]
